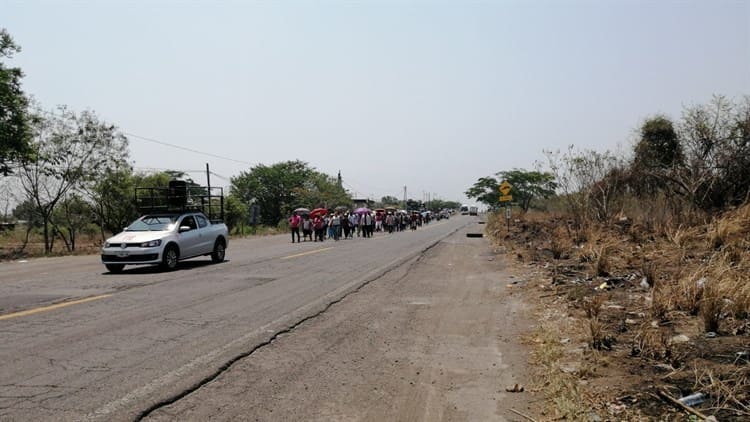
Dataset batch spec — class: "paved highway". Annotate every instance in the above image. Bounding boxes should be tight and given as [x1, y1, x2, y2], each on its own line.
[0, 216, 472, 421]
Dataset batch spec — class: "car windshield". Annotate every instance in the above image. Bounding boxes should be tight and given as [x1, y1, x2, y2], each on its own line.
[126, 215, 178, 231]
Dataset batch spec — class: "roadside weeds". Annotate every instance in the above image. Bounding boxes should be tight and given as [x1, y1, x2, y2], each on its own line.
[488, 205, 750, 421]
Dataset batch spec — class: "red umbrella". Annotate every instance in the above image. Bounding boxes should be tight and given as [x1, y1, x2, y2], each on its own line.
[310, 208, 328, 218]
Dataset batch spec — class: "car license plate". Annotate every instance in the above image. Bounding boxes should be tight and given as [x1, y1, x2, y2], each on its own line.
[117, 251, 129, 257]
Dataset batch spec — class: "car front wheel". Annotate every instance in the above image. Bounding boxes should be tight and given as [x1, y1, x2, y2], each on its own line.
[161, 245, 179, 271]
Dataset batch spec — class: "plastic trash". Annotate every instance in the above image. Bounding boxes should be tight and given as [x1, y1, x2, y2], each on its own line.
[677, 392, 706, 407]
[640, 277, 650, 289]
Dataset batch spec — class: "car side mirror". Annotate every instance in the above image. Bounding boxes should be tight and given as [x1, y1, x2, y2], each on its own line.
[179, 225, 192, 233]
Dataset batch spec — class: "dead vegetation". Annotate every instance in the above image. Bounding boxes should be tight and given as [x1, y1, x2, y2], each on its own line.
[490, 202, 750, 420]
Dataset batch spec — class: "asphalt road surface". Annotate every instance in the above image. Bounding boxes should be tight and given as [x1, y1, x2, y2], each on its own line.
[0, 216, 530, 421]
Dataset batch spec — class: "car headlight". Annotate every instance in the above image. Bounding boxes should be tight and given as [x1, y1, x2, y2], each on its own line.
[140, 239, 162, 248]
[104, 242, 111, 248]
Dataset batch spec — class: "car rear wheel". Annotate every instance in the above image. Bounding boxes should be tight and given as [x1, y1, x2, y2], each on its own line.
[211, 240, 225, 263]
[161, 245, 179, 271]
[105, 264, 124, 273]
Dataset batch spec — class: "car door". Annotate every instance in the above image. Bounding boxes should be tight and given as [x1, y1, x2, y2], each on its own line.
[195, 214, 212, 254]
[177, 215, 201, 258]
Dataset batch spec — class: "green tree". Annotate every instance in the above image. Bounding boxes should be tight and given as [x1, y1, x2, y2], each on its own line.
[465, 176, 501, 209]
[0, 29, 32, 175]
[497, 169, 557, 212]
[294, 172, 351, 211]
[631, 115, 681, 196]
[442, 200, 461, 210]
[405, 199, 423, 211]
[634, 115, 682, 169]
[466, 170, 556, 212]
[88, 169, 190, 239]
[231, 160, 340, 226]
[18, 107, 129, 253]
[53, 193, 95, 252]
[11, 198, 42, 252]
[380, 196, 400, 206]
[88, 167, 137, 239]
[224, 194, 248, 234]
[425, 199, 460, 212]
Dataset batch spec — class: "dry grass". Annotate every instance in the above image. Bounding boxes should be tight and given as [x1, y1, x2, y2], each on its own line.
[709, 217, 743, 250]
[728, 278, 750, 319]
[674, 271, 706, 316]
[693, 367, 750, 417]
[588, 317, 610, 350]
[632, 325, 669, 360]
[530, 323, 592, 420]
[640, 259, 658, 287]
[664, 223, 690, 248]
[650, 281, 673, 321]
[582, 244, 612, 277]
[495, 201, 750, 418]
[549, 226, 570, 260]
[581, 294, 607, 319]
[594, 245, 611, 277]
[699, 297, 721, 334]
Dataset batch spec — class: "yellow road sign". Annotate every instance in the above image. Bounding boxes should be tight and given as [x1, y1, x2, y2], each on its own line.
[499, 195, 513, 202]
[499, 181, 512, 196]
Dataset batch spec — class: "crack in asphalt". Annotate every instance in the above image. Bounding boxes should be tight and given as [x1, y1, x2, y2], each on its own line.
[134, 221, 470, 421]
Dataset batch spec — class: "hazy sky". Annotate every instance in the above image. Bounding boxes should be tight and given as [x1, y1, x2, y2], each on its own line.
[4, 0, 749, 204]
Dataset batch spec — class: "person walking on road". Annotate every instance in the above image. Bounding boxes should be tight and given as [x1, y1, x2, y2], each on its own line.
[330, 212, 341, 241]
[342, 213, 351, 239]
[301, 215, 313, 241]
[313, 215, 325, 241]
[385, 212, 395, 234]
[348, 213, 358, 238]
[362, 212, 373, 238]
[289, 213, 301, 243]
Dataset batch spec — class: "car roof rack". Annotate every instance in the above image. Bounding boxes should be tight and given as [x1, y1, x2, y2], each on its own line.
[135, 180, 224, 223]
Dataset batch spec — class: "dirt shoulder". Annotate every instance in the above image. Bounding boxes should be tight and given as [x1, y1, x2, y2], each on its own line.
[145, 222, 540, 421]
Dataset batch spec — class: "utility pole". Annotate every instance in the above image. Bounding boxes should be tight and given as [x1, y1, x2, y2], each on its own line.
[403, 186, 407, 209]
[206, 163, 213, 220]
[206, 163, 211, 192]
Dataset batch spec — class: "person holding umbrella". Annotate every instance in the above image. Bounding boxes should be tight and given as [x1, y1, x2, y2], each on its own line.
[313, 214, 325, 241]
[301, 214, 313, 241]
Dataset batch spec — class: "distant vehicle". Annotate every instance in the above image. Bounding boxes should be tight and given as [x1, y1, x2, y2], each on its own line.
[469, 206, 478, 216]
[460, 204, 469, 215]
[100, 181, 228, 273]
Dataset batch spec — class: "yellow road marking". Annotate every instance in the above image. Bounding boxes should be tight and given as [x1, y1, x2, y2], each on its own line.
[280, 247, 334, 260]
[0, 294, 113, 321]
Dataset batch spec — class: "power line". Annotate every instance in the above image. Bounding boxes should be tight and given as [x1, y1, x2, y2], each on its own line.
[123, 132, 256, 166]
[209, 171, 232, 182]
[133, 167, 233, 184]
[134, 167, 206, 173]
[32, 107, 256, 167]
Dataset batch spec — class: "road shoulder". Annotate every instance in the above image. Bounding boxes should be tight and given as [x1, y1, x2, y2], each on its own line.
[146, 223, 539, 421]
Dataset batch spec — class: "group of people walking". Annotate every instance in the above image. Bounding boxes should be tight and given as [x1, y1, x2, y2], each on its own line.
[288, 210, 431, 243]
